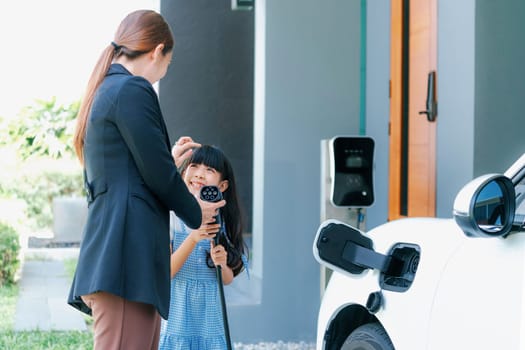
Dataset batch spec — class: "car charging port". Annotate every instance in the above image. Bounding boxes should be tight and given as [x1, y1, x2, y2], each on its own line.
[379, 243, 421, 292]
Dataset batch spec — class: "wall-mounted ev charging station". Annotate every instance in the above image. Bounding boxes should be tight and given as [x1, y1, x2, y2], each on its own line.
[319, 135, 375, 294]
[329, 136, 375, 208]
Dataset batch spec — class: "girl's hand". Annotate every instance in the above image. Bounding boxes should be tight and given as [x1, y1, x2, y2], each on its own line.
[188, 223, 220, 243]
[172, 136, 201, 168]
[210, 241, 228, 268]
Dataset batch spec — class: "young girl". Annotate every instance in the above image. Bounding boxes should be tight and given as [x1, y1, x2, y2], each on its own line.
[159, 145, 249, 350]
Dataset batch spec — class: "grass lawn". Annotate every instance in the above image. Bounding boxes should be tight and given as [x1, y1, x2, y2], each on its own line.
[0, 259, 93, 349]
[0, 330, 93, 350]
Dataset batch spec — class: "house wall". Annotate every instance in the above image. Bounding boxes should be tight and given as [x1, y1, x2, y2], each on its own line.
[236, 0, 362, 342]
[160, 0, 255, 229]
[436, 0, 525, 218]
[364, 0, 391, 229]
[435, 0, 476, 217]
[474, 0, 525, 175]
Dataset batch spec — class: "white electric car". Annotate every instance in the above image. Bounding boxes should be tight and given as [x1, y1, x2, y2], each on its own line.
[313, 153, 525, 350]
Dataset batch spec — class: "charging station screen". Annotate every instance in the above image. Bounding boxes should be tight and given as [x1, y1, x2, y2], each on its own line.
[331, 137, 374, 207]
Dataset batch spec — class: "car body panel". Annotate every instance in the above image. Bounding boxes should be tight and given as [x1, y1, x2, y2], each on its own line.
[316, 217, 525, 349]
[315, 153, 525, 349]
[426, 231, 525, 349]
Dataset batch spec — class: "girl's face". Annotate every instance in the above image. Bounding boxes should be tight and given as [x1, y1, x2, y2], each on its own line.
[183, 163, 229, 196]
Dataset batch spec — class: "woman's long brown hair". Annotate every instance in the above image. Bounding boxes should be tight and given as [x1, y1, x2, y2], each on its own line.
[73, 9, 174, 164]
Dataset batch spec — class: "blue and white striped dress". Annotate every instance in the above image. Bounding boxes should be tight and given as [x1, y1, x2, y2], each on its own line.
[159, 216, 227, 350]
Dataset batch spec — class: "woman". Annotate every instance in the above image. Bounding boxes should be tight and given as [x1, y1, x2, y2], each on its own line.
[68, 9, 224, 350]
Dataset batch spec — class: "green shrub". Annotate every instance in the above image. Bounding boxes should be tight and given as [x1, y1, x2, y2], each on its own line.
[0, 97, 83, 232]
[0, 283, 18, 331]
[0, 170, 83, 230]
[0, 222, 20, 286]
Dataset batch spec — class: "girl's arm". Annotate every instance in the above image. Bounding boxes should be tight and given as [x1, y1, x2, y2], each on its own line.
[170, 223, 220, 278]
[220, 265, 234, 285]
[210, 242, 234, 285]
[170, 235, 197, 278]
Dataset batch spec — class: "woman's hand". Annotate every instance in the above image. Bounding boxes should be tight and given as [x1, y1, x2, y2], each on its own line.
[188, 223, 221, 243]
[197, 196, 226, 226]
[172, 136, 201, 168]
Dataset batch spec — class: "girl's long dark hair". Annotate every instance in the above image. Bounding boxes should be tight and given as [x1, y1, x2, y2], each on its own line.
[181, 145, 248, 276]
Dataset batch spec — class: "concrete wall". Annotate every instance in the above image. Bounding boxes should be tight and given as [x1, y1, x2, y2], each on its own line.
[436, 0, 525, 217]
[234, 0, 362, 342]
[160, 0, 254, 229]
[435, 0, 477, 217]
[474, 0, 525, 175]
[364, 0, 391, 229]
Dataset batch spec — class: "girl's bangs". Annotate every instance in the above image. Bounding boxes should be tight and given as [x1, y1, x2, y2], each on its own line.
[189, 146, 225, 173]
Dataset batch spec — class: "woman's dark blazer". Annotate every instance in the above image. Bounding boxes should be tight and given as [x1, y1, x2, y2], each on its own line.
[68, 64, 201, 320]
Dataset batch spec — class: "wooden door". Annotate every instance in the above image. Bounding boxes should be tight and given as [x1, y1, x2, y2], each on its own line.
[389, 0, 437, 220]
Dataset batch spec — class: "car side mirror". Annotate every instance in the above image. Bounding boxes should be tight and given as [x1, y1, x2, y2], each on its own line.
[453, 174, 515, 238]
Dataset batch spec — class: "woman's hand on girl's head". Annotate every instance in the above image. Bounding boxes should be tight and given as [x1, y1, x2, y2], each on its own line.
[188, 223, 220, 243]
[210, 241, 228, 268]
[172, 136, 201, 168]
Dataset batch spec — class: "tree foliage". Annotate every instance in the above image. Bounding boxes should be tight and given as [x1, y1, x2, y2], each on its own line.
[2, 97, 79, 160]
